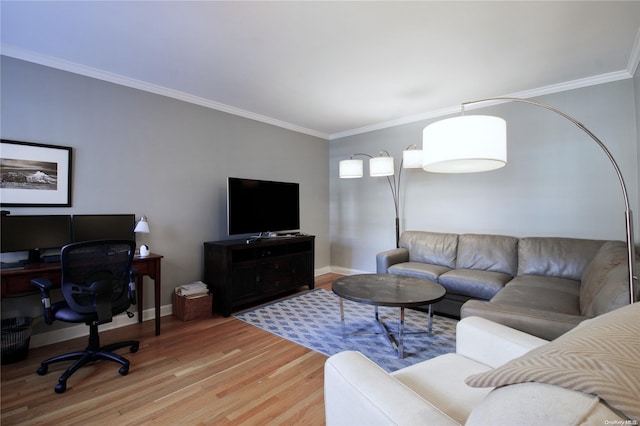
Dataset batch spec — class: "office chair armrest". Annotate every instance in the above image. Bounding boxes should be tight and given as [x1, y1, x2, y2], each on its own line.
[129, 268, 138, 305]
[31, 277, 54, 291]
[30, 277, 55, 325]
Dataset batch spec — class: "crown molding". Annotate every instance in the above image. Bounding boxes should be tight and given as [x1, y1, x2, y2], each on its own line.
[0, 45, 330, 140]
[330, 69, 632, 140]
[2, 43, 634, 142]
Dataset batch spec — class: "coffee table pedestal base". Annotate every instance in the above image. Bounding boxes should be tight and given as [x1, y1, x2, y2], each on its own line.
[339, 298, 435, 359]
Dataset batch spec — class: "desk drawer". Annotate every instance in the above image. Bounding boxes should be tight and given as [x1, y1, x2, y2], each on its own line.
[2, 270, 60, 296]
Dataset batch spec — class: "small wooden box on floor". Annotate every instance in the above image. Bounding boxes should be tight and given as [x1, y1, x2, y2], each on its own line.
[172, 293, 213, 321]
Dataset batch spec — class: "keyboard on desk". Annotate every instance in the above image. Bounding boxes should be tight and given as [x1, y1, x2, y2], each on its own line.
[0, 262, 25, 271]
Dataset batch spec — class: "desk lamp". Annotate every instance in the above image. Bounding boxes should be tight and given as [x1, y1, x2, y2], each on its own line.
[134, 216, 150, 257]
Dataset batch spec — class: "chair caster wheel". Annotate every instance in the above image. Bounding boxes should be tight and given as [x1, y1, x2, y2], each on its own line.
[119, 365, 129, 376]
[37, 365, 48, 376]
[130, 343, 139, 353]
[55, 382, 66, 394]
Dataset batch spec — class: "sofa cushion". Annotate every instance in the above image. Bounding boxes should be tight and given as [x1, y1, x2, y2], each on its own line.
[456, 234, 518, 276]
[400, 231, 458, 269]
[494, 275, 581, 315]
[461, 300, 584, 341]
[579, 240, 630, 316]
[466, 382, 624, 426]
[465, 302, 640, 421]
[388, 262, 451, 281]
[439, 269, 511, 300]
[517, 237, 604, 281]
[324, 351, 461, 426]
[391, 353, 493, 425]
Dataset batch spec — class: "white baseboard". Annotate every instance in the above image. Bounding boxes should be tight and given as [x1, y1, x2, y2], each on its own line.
[29, 266, 361, 348]
[329, 266, 371, 276]
[30, 304, 173, 348]
[314, 265, 332, 276]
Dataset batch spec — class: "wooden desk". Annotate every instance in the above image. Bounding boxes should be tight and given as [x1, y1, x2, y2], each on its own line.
[1, 253, 164, 336]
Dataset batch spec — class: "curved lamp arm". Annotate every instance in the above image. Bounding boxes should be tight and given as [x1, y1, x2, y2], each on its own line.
[340, 145, 420, 248]
[346, 152, 400, 247]
[463, 97, 636, 304]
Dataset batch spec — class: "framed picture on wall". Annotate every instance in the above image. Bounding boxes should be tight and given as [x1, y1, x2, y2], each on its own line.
[0, 139, 73, 207]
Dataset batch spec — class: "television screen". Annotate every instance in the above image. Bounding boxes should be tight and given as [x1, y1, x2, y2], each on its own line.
[1, 215, 73, 254]
[72, 214, 136, 242]
[227, 177, 300, 236]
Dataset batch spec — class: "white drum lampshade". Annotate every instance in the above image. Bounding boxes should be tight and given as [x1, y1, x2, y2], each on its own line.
[339, 159, 364, 178]
[369, 156, 394, 176]
[422, 115, 507, 173]
[402, 148, 423, 168]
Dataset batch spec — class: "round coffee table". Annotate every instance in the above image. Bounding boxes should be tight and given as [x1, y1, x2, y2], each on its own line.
[332, 273, 446, 359]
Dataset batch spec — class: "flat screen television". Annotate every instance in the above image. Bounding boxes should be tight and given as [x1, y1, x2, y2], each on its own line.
[1, 215, 73, 262]
[72, 214, 136, 242]
[227, 177, 300, 236]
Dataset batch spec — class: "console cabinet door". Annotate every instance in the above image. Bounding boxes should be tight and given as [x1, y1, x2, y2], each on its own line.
[231, 263, 259, 302]
[291, 253, 312, 286]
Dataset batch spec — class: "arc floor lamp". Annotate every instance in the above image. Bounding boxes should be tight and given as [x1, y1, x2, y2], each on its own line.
[422, 97, 637, 304]
[339, 145, 423, 248]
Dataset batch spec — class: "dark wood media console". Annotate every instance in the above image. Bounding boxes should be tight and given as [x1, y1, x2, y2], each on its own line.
[204, 235, 315, 317]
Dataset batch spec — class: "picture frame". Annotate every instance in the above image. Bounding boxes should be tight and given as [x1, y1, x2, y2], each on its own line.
[1, 139, 73, 207]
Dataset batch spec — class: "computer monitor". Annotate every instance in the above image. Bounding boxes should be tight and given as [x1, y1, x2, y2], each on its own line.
[1, 215, 73, 262]
[72, 214, 136, 242]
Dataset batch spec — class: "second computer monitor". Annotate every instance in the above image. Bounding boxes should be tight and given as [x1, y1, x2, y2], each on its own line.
[72, 214, 136, 242]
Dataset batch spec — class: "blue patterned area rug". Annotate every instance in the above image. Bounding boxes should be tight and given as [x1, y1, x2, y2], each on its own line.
[234, 288, 457, 372]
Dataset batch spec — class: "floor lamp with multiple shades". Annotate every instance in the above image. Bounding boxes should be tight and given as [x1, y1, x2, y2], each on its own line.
[339, 145, 423, 248]
[422, 97, 637, 304]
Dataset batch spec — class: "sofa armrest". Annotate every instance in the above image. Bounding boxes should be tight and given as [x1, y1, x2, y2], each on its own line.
[376, 248, 409, 273]
[325, 351, 459, 426]
[456, 317, 548, 368]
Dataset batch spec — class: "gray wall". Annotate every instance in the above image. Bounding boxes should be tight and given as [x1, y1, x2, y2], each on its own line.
[330, 79, 639, 273]
[1, 56, 330, 334]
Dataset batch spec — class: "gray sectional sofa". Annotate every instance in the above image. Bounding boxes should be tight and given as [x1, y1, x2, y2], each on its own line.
[376, 230, 631, 339]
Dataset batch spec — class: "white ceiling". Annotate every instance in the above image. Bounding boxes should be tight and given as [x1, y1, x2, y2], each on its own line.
[2, 1, 640, 140]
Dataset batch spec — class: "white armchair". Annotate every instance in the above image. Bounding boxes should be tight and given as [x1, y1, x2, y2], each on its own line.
[324, 314, 630, 425]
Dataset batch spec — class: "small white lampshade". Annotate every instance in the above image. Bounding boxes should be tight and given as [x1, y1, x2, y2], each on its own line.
[339, 159, 364, 178]
[402, 148, 423, 168]
[369, 156, 394, 176]
[134, 216, 150, 233]
[422, 115, 507, 173]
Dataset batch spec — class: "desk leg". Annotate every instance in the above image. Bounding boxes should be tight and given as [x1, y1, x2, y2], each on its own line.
[137, 275, 144, 324]
[154, 274, 161, 336]
[135, 260, 162, 336]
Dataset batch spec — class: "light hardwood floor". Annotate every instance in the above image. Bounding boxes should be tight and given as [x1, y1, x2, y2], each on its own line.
[1, 273, 343, 426]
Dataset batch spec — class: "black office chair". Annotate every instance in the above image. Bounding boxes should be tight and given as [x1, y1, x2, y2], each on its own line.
[31, 240, 140, 393]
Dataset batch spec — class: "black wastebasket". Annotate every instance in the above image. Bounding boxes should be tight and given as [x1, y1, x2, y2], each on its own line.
[1, 317, 32, 364]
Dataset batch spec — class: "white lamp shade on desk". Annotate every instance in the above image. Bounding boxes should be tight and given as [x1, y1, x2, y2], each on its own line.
[134, 216, 150, 233]
[422, 115, 507, 173]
